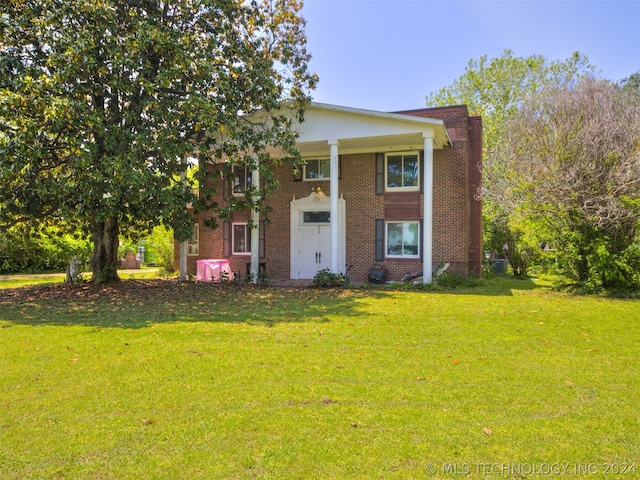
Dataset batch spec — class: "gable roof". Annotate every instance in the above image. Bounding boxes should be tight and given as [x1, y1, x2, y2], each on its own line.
[292, 102, 451, 157]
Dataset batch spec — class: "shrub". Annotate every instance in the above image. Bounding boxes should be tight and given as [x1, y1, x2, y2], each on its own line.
[144, 226, 175, 273]
[312, 269, 346, 288]
[0, 226, 91, 274]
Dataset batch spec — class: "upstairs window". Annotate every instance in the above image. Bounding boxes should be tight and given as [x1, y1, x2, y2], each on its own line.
[304, 159, 330, 180]
[386, 153, 419, 190]
[233, 166, 252, 196]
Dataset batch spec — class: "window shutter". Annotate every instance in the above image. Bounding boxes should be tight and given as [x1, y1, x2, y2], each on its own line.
[375, 219, 384, 261]
[375, 153, 384, 195]
[223, 221, 231, 257]
[223, 174, 231, 201]
[419, 150, 425, 194]
[420, 218, 424, 263]
[259, 221, 265, 258]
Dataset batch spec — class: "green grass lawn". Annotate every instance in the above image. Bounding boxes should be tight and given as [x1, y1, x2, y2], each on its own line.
[0, 278, 638, 479]
[0, 268, 159, 289]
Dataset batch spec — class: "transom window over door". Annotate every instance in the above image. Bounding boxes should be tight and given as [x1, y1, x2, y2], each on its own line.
[386, 221, 420, 258]
[302, 211, 330, 224]
[386, 153, 419, 190]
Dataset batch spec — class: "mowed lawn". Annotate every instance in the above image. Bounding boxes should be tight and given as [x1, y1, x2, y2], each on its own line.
[0, 278, 638, 479]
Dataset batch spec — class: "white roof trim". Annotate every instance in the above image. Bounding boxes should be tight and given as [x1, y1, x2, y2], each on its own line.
[287, 102, 452, 155]
[307, 102, 447, 129]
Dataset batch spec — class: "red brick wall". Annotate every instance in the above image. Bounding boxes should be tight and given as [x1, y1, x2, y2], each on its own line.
[399, 106, 483, 279]
[176, 105, 483, 282]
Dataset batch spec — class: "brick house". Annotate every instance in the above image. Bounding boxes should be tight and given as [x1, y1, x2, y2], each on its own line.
[175, 102, 482, 284]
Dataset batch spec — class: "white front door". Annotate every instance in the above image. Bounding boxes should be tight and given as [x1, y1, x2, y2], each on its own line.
[290, 190, 345, 280]
[298, 224, 331, 279]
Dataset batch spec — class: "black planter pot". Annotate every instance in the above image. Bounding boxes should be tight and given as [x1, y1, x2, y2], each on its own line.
[368, 268, 387, 284]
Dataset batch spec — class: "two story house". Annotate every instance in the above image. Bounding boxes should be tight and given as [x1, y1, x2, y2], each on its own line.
[175, 102, 482, 284]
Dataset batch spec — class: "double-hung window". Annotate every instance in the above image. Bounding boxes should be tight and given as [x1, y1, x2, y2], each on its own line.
[386, 153, 419, 190]
[386, 221, 419, 258]
[233, 166, 252, 196]
[187, 224, 199, 256]
[232, 223, 252, 255]
[304, 159, 330, 180]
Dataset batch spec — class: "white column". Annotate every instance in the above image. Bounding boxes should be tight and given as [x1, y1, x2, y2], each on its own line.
[329, 140, 339, 273]
[250, 165, 260, 284]
[423, 132, 434, 284]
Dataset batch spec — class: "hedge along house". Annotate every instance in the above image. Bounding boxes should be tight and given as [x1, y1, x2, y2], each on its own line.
[175, 102, 482, 284]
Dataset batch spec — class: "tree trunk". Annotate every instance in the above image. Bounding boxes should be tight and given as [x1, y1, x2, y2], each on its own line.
[90, 217, 120, 283]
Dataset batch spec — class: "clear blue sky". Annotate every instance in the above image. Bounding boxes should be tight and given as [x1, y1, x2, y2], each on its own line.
[301, 0, 640, 112]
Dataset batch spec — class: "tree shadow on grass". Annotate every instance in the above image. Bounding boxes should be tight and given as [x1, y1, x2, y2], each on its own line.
[0, 277, 551, 329]
[0, 280, 392, 329]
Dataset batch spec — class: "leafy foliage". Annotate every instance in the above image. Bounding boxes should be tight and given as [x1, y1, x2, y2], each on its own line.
[501, 78, 640, 291]
[0, 0, 317, 282]
[426, 52, 640, 291]
[312, 268, 347, 288]
[426, 49, 593, 164]
[144, 225, 176, 274]
[484, 212, 542, 277]
[426, 50, 594, 277]
[0, 224, 91, 274]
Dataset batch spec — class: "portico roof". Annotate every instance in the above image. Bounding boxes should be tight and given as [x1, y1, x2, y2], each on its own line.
[292, 102, 451, 157]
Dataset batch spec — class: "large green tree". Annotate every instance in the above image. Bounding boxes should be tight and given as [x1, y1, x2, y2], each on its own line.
[0, 0, 316, 282]
[426, 49, 593, 162]
[501, 78, 640, 290]
[426, 50, 594, 273]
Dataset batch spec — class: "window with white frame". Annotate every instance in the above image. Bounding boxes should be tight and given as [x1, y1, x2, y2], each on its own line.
[232, 223, 252, 255]
[386, 221, 420, 258]
[386, 153, 419, 190]
[232, 166, 252, 196]
[304, 158, 330, 180]
[187, 224, 199, 256]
